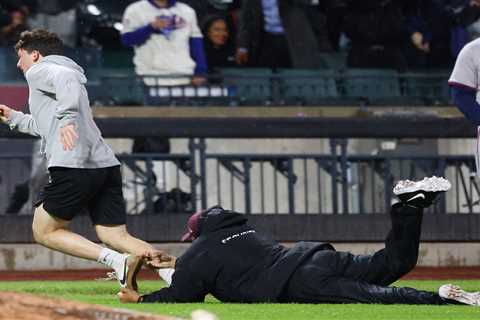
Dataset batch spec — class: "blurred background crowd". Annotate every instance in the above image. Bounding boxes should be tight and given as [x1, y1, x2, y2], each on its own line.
[1, 0, 480, 73]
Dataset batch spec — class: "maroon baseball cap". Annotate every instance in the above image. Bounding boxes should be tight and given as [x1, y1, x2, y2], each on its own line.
[181, 210, 203, 241]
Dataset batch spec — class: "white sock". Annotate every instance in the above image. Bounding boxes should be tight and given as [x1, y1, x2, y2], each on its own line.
[97, 247, 125, 270]
[158, 268, 175, 286]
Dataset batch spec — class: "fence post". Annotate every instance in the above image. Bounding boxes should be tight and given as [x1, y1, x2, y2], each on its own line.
[287, 157, 295, 214]
[188, 138, 197, 212]
[330, 139, 339, 214]
[244, 158, 252, 214]
[383, 158, 392, 213]
[198, 138, 208, 210]
[340, 139, 349, 214]
[145, 156, 154, 214]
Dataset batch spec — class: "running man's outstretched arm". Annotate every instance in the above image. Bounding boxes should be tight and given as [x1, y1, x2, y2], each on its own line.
[0, 104, 41, 137]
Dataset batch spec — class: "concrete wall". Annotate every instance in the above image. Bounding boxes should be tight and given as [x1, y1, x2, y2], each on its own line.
[1, 242, 479, 271]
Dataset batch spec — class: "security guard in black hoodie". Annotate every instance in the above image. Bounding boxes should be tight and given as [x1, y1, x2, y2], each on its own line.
[118, 180, 474, 305]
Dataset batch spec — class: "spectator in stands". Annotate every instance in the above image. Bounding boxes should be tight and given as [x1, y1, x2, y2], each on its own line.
[447, 0, 480, 54]
[182, 0, 241, 37]
[121, 0, 208, 186]
[343, 0, 408, 70]
[403, 0, 480, 69]
[121, 0, 207, 87]
[27, 0, 78, 48]
[0, 9, 28, 45]
[321, 0, 348, 51]
[0, 0, 35, 17]
[236, 0, 329, 69]
[202, 15, 237, 72]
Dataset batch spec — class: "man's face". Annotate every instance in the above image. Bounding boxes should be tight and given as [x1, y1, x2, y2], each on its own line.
[17, 48, 39, 73]
[154, 0, 168, 7]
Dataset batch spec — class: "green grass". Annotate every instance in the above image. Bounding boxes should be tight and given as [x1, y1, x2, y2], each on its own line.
[0, 280, 479, 319]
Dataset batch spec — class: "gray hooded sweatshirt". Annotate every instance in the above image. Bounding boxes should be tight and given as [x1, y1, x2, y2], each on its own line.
[6, 55, 120, 169]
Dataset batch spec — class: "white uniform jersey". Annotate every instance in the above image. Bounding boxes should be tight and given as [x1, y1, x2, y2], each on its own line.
[449, 38, 480, 174]
[449, 37, 480, 93]
[122, 0, 202, 84]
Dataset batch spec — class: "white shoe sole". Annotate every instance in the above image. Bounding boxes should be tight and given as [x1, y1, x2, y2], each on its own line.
[393, 176, 451, 195]
[438, 284, 480, 306]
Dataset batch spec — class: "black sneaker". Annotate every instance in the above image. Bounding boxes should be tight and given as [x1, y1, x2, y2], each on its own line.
[393, 176, 451, 208]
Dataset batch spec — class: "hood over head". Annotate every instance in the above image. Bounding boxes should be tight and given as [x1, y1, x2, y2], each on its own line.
[181, 205, 247, 241]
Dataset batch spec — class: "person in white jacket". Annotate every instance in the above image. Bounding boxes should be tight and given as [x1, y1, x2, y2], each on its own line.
[0, 29, 171, 287]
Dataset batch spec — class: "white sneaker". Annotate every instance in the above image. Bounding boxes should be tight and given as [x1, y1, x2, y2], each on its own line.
[438, 284, 480, 306]
[393, 176, 451, 208]
[393, 176, 451, 195]
[112, 255, 143, 290]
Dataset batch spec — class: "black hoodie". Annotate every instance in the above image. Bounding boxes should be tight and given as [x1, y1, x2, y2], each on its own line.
[141, 206, 335, 303]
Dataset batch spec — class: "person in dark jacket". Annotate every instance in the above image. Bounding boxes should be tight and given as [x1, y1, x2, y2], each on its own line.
[343, 0, 409, 70]
[236, 0, 332, 69]
[117, 176, 479, 306]
[202, 14, 237, 73]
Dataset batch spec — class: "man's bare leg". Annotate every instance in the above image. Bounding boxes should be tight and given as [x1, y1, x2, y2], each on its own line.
[95, 224, 155, 255]
[32, 204, 102, 260]
[32, 204, 136, 287]
[95, 225, 175, 285]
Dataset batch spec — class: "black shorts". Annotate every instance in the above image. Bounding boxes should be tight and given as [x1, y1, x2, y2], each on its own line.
[35, 166, 126, 225]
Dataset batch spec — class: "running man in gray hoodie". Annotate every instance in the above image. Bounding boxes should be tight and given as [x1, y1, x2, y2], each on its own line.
[0, 29, 170, 287]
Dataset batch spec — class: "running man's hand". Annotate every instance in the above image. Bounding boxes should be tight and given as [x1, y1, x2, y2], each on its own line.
[118, 288, 141, 303]
[143, 250, 177, 269]
[60, 124, 78, 151]
[0, 104, 12, 122]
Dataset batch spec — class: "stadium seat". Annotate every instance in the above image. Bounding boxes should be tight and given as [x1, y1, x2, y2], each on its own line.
[318, 52, 347, 70]
[400, 71, 451, 105]
[220, 68, 273, 105]
[86, 68, 143, 106]
[101, 49, 135, 68]
[277, 69, 338, 105]
[64, 47, 103, 69]
[342, 69, 401, 105]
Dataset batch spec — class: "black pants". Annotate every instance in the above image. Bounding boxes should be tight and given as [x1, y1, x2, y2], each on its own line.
[280, 204, 446, 304]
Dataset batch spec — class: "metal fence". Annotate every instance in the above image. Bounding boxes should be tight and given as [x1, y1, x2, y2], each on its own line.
[202, 154, 478, 215]
[1, 151, 478, 216]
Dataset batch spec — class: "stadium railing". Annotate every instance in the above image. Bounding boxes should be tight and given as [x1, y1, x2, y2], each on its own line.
[1, 152, 477, 216]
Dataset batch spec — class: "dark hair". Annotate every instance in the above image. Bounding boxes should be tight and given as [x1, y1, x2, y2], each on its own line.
[14, 29, 64, 56]
[201, 14, 228, 36]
